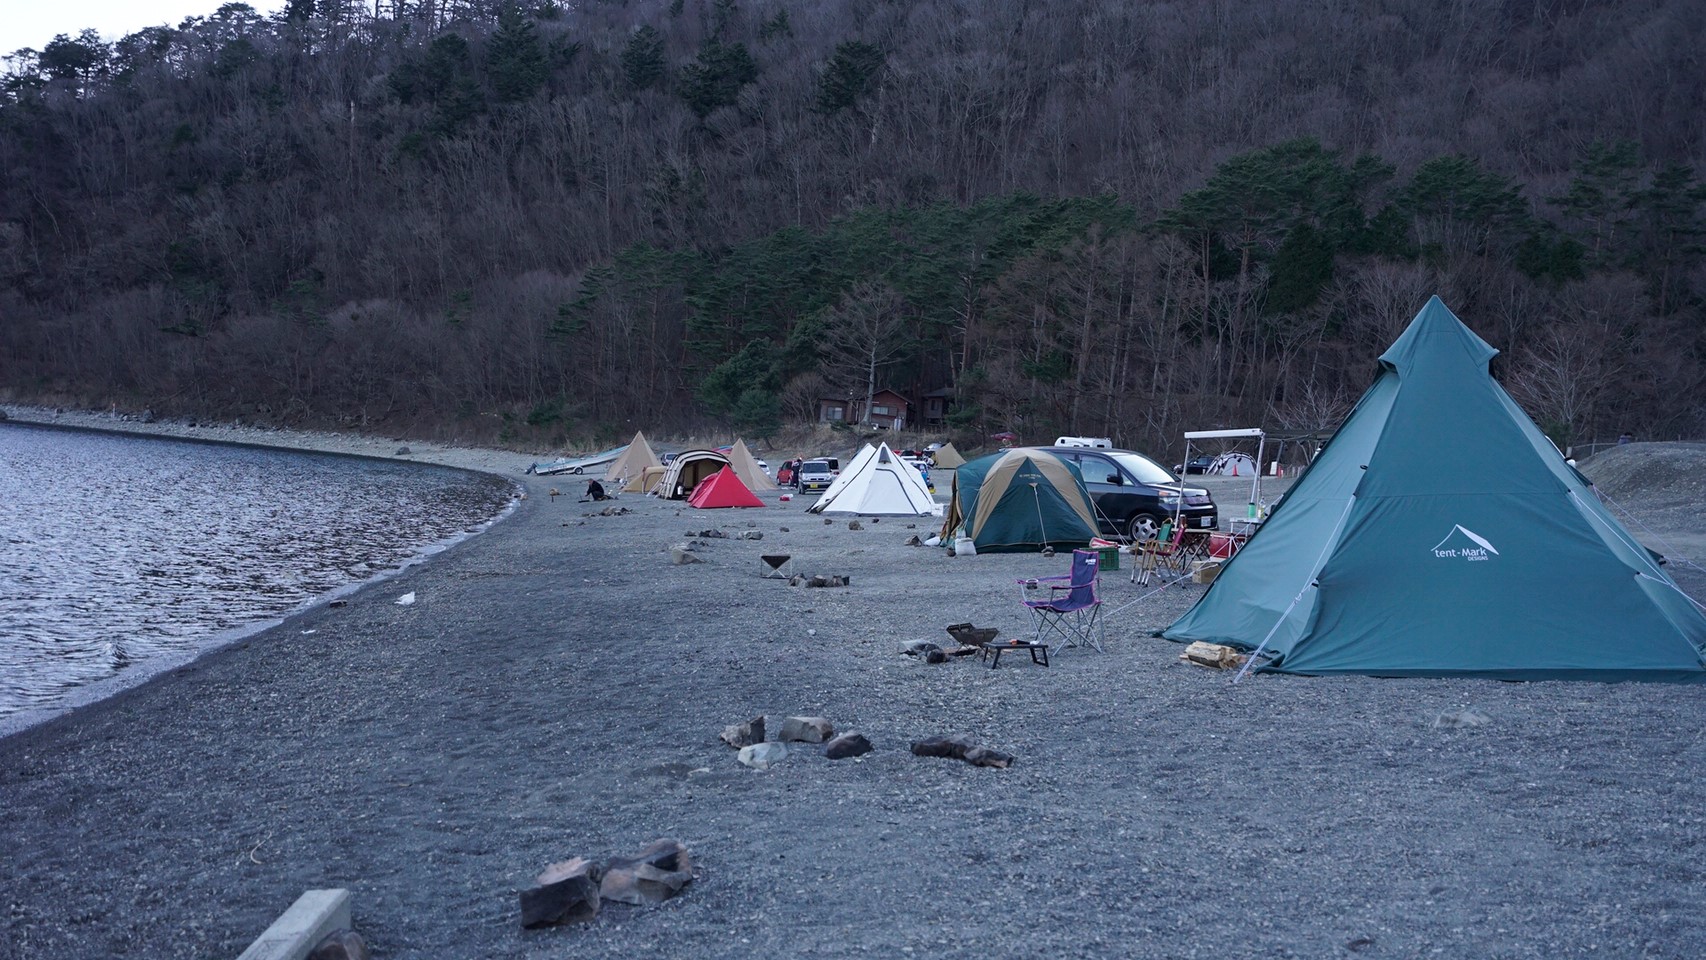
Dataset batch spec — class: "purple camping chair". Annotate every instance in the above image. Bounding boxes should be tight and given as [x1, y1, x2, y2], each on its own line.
[1017, 548, 1106, 652]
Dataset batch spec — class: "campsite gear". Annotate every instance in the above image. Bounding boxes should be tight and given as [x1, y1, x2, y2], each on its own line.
[759, 554, 795, 579]
[807, 442, 935, 516]
[1164, 296, 1706, 682]
[1018, 549, 1105, 652]
[941, 449, 1098, 553]
[980, 638, 1050, 668]
[1132, 521, 1200, 585]
[727, 439, 778, 491]
[660, 449, 732, 500]
[603, 432, 661, 486]
[686, 466, 764, 508]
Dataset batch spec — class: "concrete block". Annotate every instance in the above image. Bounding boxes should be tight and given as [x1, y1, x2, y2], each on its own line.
[236, 889, 352, 960]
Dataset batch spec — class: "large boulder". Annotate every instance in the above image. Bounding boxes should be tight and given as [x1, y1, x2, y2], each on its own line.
[824, 732, 873, 760]
[600, 840, 693, 906]
[777, 716, 834, 743]
[719, 716, 766, 748]
[738, 742, 788, 770]
[520, 857, 601, 927]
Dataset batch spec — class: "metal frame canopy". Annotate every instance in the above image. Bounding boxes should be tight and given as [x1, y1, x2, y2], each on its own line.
[1182, 428, 1266, 523]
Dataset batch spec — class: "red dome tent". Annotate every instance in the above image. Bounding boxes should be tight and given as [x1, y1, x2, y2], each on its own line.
[686, 465, 765, 509]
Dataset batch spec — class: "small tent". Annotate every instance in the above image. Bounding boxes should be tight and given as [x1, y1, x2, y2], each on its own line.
[1163, 297, 1706, 682]
[625, 465, 667, 495]
[659, 449, 731, 500]
[1208, 452, 1258, 476]
[687, 465, 764, 508]
[940, 449, 1098, 552]
[932, 443, 967, 469]
[727, 439, 777, 491]
[604, 431, 660, 485]
[807, 442, 937, 516]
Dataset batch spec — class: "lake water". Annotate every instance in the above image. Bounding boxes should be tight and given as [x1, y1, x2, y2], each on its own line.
[0, 424, 519, 723]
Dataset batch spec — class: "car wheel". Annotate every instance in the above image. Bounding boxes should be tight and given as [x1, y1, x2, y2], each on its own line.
[1128, 513, 1164, 542]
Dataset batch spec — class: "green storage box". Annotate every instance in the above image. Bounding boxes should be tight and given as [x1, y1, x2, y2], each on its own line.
[1096, 545, 1120, 571]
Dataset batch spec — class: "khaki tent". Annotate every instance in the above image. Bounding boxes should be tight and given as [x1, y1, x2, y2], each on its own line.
[932, 442, 966, 469]
[659, 449, 731, 499]
[625, 465, 667, 494]
[941, 449, 1098, 552]
[603, 431, 660, 485]
[727, 439, 777, 491]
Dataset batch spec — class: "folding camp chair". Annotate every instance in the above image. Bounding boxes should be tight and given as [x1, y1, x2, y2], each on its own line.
[1017, 548, 1105, 652]
[1132, 520, 1197, 586]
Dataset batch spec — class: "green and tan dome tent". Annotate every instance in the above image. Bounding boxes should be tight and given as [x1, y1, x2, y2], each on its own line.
[940, 448, 1097, 553]
[1164, 297, 1706, 682]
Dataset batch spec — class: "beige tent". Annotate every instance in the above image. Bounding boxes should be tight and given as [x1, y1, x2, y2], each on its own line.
[659, 449, 731, 499]
[932, 442, 966, 469]
[604, 431, 660, 485]
[727, 439, 777, 491]
[624, 465, 667, 494]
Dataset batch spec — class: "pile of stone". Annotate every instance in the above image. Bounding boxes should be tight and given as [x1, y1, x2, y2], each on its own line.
[520, 839, 694, 929]
[720, 715, 873, 769]
[787, 574, 850, 588]
[719, 716, 1012, 771]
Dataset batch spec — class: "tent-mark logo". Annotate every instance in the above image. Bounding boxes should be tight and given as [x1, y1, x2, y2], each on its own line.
[1431, 525, 1499, 562]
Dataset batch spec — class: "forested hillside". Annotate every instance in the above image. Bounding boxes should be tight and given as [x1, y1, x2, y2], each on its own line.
[3, 0, 1703, 450]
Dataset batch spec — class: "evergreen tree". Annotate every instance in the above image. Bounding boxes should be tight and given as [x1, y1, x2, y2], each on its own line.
[814, 40, 884, 115]
[678, 40, 757, 118]
[620, 25, 665, 91]
[484, 6, 547, 103]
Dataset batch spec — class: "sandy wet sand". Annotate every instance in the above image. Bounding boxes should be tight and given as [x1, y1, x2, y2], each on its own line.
[2, 412, 1704, 959]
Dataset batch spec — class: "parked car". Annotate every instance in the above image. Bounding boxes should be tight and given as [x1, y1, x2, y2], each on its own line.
[754, 458, 770, 477]
[776, 458, 801, 485]
[795, 459, 836, 493]
[1176, 455, 1216, 474]
[659, 451, 679, 466]
[1022, 446, 1218, 541]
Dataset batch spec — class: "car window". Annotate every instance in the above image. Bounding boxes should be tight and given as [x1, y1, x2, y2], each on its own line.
[1076, 454, 1125, 486]
[1108, 452, 1176, 484]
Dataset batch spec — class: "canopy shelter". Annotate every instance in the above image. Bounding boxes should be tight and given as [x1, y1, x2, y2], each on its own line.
[603, 431, 660, 486]
[687, 465, 764, 508]
[931, 443, 967, 469]
[1163, 297, 1706, 682]
[941, 449, 1098, 553]
[659, 449, 731, 500]
[1181, 428, 1266, 525]
[727, 439, 778, 491]
[807, 442, 936, 516]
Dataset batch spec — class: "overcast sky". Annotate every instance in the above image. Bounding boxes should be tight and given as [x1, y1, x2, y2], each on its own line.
[2, 1, 289, 57]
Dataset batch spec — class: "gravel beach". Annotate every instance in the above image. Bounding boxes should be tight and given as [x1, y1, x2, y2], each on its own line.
[3, 414, 1705, 959]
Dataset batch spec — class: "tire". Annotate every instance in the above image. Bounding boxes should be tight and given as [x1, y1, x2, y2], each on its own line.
[1128, 513, 1165, 542]
[572, 466, 584, 475]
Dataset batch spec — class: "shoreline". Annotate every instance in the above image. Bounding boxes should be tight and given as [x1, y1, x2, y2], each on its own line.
[0, 406, 536, 743]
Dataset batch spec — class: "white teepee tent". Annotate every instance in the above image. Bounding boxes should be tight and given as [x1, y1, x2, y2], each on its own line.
[807, 442, 938, 516]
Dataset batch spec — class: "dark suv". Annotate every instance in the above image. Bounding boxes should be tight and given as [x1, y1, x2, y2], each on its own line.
[1026, 447, 1218, 540]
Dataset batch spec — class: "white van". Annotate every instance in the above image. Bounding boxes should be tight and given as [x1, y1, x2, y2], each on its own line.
[1054, 436, 1113, 449]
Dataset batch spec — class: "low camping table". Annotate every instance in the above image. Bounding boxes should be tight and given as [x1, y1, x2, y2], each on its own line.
[979, 639, 1050, 668]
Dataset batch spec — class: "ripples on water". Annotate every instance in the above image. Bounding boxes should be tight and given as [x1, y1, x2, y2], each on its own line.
[0, 424, 518, 719]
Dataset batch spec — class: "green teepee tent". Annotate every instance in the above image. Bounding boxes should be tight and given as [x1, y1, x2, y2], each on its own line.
[1163, 297, 1706, 682]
